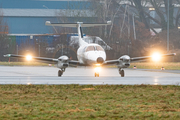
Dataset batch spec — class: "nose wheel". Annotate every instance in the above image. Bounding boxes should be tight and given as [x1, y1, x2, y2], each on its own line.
[95, 72, 99, 77]
[119, 68, 124, 77]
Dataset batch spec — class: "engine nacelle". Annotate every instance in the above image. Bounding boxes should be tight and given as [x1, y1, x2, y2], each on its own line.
[118, 55, 130, 68]
[57, 55, 69, 69]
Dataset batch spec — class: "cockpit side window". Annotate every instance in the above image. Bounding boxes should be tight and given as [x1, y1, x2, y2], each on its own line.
[86, 46, 95, 52]
[96, 46, 104, 51]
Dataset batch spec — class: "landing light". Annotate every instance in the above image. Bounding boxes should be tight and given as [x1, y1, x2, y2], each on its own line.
[26, 55, 32, 61]
[94, 67, 101, 73]
[152, 52, 161, 62]
[95, 64, 101, 66]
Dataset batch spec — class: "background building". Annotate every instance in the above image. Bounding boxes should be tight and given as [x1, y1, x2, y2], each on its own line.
[0, 0, 104, 59]
[1, 0, 93, 34]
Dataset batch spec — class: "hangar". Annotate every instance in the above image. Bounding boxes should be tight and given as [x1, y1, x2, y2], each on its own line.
[1, 0, 93, 34]
[0, 0, 106, 59]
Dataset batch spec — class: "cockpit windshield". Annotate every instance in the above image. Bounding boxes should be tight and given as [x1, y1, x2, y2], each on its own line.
[85, 45, 104, 52]
[96, 46, 104, 51]
[85, 46, 95, 52]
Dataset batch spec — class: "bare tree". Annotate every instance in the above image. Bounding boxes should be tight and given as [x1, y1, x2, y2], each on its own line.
[0, 9, 9, 61]
[128, 0, 179, 31]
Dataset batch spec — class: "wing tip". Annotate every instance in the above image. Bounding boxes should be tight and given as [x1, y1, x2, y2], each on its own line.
[4, 54, 11, 57]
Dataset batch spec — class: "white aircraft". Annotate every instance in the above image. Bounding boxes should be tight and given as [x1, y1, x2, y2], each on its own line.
[4, 21, 176, 77]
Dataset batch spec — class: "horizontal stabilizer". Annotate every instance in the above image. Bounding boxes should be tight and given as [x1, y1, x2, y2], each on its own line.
[45, 21, 111, 27]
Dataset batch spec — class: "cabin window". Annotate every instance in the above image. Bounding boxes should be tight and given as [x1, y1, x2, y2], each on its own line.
[86, 46, 95, 52]
[96, 46, 104, 51]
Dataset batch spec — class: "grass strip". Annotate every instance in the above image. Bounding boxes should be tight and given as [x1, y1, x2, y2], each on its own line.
[130, 62, 180, 70]
[0, 85, 180, 119]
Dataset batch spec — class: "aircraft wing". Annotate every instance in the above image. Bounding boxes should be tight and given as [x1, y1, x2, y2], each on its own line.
[4, 54, 88, 66]
[4, 54, 58, 64]
[103, 53, 176, 65]
[69, 60, 89, 66]
[130, 53, 176, 62]
[103, 60, 119, 65]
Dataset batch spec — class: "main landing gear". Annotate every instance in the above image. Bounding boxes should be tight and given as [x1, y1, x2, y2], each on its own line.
[95, 72, 99, 77]
[119, 68, 124, 77]
[58, 68, 66, 77]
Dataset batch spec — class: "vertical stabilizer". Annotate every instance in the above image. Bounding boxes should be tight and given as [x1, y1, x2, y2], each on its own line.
[77, 22, 88, 46]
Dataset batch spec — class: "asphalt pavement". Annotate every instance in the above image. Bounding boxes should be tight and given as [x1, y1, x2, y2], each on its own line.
[0, 66, 180, 85]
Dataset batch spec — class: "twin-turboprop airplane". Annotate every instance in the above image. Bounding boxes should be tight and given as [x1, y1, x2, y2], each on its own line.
[4, 21, 176, 77]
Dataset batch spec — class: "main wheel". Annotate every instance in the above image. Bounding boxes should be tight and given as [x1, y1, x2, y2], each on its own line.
[58, 70, 63, 77]
[97, 73, 99, 77]
[120, 70, 124, 77]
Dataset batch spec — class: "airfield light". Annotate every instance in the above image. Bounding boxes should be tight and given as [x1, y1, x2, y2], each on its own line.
[27, 82, 31, 85]
[26, 55, 32, 61]
[152, 52, 161, 62]
[95, 64, 101, 66]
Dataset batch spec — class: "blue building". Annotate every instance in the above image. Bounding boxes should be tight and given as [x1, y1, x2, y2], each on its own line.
[0, 0, 99, 59]
[1, 0, 94, 34]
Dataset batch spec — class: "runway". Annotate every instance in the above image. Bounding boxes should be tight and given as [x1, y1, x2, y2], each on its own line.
[0, 66, 180, 85]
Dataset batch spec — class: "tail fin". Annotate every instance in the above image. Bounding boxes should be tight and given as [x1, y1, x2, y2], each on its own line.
[46, 21, 111, 46]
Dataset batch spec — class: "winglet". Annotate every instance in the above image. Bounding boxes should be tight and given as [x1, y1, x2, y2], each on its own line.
[166, 53, 176, 56]
[4, 54, 11, 57]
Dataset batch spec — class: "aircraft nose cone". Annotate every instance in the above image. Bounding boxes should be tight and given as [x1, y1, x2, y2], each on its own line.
[97, 57, 104, 64]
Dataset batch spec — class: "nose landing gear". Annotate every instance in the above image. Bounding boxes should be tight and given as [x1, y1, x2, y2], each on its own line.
[119, 68, 124, 77]
[94, 65, 101, 77]
[95, 72, 99, 77]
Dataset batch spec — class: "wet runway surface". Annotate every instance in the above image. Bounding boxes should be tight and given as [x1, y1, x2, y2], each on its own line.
[0, 66, 180, 85]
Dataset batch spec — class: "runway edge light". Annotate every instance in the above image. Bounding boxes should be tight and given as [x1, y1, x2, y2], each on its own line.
[161, 67, 165, 70]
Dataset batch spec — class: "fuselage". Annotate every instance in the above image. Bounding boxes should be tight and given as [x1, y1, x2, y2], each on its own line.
[77, 43, 106, 65]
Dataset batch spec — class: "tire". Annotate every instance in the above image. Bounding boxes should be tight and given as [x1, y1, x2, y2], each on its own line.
[58, 70, 63, 77]
[121, 70, 124, 77]
[95, 73, 99, 77]
[97, 73, 99, 77]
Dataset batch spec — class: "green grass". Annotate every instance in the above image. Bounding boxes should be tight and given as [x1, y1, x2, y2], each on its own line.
[130, 62, 180, 70]
[0, 85, 180, 119]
